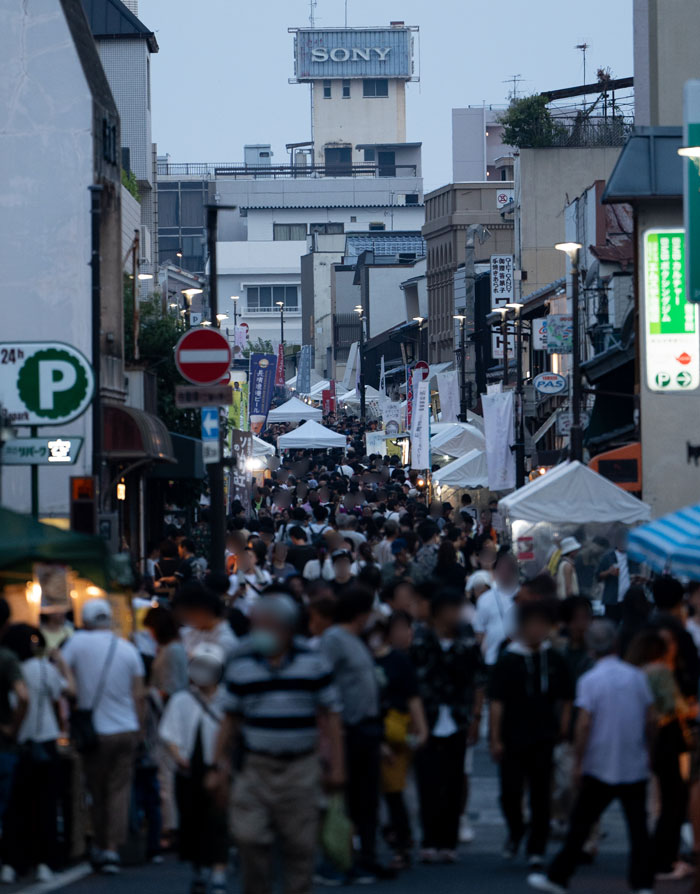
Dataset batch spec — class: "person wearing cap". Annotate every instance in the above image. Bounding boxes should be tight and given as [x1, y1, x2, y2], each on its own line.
[62, 598, 145, 874]
[159, 643, 228, 894]
[556, 538, 581, 600]
[209, 591, 344, 894]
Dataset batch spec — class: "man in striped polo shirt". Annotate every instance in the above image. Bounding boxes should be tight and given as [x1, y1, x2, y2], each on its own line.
[208, 593, 344, 894]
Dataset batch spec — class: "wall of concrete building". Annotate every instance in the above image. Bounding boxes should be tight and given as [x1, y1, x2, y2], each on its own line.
[634, 0, 700, 127]
[366, 265, 415, 338]
[519, 147, 622, 297]
[301, 244, 345, 375]
[312, 79, 406, 164]
[452, 107, 513, 182]
[243, 204, 425, 241]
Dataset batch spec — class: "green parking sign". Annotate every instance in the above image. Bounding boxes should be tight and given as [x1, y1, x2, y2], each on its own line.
[0, 343, 94, 426]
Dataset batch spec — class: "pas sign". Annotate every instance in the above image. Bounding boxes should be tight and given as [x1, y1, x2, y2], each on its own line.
[643, 229, 699, 393]
[311, 47, 391, 62]
[0, 342, 94, 426]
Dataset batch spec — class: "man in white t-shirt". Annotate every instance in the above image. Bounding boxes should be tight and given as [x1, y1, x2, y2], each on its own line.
[63, 599, 145, 873]
[473, 552, 519, 666]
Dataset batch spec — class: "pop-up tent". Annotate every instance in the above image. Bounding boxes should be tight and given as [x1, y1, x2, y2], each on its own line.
[253, 436, 275, 457]
[433, 449, 488, 489]
[278, 419, 347, 450]
[498, 461, 651, 525]
[267, 396, 322, 423]
[431, 423, 485, 458]
[338, 386, 382, 404]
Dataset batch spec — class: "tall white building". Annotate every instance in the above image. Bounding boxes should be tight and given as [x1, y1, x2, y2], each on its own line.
[452, 106, 515, 182]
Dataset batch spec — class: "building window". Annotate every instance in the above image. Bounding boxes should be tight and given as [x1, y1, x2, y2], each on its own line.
[324, 147, 352, 176]
[246, 285, 299, 311]
[369, 222, 386, 231]
[363, 79, 388, 98]
[323, 79, 332, 99]
[273, 223, 307, 241]
[350, 216, 357, 222]
[310, 222, 344, 235]
[102, 118, 117, 164]
[342, 79, 351, 98]
[405, 194, 419, 205]
[363, 148, 376, 162]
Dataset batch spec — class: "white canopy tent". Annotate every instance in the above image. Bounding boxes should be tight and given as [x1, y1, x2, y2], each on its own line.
[431, 423, 485, 458]
[267, 397, 322, 423]
[433, 449, 488, 489]
[278, 419, 347, 450]
[285, 370, 324, 391]
[338, 386, 382, 404]
[431, 413, 484, 433]
[252, 436, 275, 458]
[498, 461, 652, 525]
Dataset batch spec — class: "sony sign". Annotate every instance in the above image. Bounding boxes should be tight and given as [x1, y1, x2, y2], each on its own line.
[311, 46, 392, 63]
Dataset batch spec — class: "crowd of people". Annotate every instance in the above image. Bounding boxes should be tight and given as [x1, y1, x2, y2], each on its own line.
[1, 431, 700, 894]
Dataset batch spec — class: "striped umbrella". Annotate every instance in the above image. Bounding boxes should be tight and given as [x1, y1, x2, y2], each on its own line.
[628, 503, 700, 580]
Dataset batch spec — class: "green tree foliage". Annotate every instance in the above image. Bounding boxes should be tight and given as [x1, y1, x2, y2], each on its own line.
[499, 95, 565, 148]
[243, 337, 275, 358]
[121, 167, 140, 201]
[124, 278, 199, 437]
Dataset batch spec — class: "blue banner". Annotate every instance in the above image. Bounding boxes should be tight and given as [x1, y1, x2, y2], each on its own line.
[248, 353, 277, 434]
[297, 345, 312, 395]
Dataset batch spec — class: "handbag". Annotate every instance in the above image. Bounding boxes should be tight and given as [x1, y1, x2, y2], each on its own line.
[70, 636, 118, 753]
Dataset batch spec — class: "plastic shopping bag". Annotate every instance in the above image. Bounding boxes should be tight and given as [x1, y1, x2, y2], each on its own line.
[321, 793, 353, 872]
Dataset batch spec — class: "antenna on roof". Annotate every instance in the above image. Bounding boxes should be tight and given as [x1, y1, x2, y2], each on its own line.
[576, 43, 590, 110]
[503, 74, 523, 101]
[309, 0, 317, 27]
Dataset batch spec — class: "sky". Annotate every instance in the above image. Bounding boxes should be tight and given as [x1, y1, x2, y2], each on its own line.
[141, 0, 634, 191]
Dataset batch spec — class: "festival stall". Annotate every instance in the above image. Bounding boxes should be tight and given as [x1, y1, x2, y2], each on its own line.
[628, 503, 700, 580]
[267, 396, 322, 423]
[431, 423, 486, 460]
[277, 419, 347, 451]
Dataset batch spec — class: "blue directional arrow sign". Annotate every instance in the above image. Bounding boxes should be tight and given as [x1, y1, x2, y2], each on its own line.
[201, 408, 220, 464]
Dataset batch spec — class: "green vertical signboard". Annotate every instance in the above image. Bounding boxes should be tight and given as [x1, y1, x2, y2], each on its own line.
[644, 229, 699, 392]
[684, 81, 700, 303]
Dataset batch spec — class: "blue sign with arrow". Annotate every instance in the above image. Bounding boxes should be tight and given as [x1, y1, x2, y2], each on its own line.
[201, 408, 220, 464]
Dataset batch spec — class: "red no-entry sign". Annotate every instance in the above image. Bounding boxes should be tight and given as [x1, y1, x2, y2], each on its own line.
[175, 328, 231, 385]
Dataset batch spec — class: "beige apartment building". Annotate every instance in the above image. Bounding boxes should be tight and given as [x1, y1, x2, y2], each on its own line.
[423, 181, 514, 362]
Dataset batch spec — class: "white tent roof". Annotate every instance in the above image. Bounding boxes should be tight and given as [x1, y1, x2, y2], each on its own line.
[431, 423, 485, 458]
[339, 385, 382, 403]
[285, 369, 323, 390]
[267, 396, 322, 423]
[498, 461, 652, 525]
[431, 413, 483, 433]
[252, 436, 275, 457]
[433, 449, 488, 489]
[278, 419, 347, 450]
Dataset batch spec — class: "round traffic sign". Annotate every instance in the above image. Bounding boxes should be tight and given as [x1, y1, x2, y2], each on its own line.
[175, 328, 231, 386]
[414, 360, 430, 381]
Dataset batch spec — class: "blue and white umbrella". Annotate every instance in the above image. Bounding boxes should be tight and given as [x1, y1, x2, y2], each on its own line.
[628, 503, 700, 580]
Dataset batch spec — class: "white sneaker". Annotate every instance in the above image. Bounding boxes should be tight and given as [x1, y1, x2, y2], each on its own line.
[459, 817, 475, 843]
[0, 866, 16, 885]
[36, 864, 53, 883]
[527, 873, 567, 894]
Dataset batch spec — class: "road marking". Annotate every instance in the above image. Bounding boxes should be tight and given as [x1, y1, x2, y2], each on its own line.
[15, 863, 92, 894]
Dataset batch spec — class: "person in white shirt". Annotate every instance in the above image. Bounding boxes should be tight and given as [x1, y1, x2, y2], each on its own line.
[159, 643, 228, 894]
[176, 584, 238, 661]
[528, 620, 655, 894]
[473, 552, 519, 666]
[63, 599, 145, 874]
[0, 625, 74, 884]
[228, 546, 272, 614]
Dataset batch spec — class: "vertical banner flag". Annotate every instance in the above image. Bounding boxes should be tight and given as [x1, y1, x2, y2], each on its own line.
[297, 345, 312, 395]
[546, 315, 574, 354]
[410, 378, 431, 470]
[229, 379, 249, 436]
[233, 324, 248, 358]
[406, 365, 414, 430]
[322, 390, 331, 415]
[329, 379, 336, 413]
[275, 343, 286, 386]
[342, 342, 358, 391]
[230, 430, 253, 517]
[248, 353, 276, 434]
[482, 391, 516, 491]
[490, 254, 516, 360]
[437, 371, 460, 424]
[379, 355, 386, 399]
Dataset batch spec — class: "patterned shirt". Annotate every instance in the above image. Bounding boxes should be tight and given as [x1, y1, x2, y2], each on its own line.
[223, 642, 340, 754]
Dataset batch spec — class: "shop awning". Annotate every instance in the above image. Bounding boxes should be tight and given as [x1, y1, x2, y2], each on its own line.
[104, 403, 175, 463]
[148, 433, 204, 480]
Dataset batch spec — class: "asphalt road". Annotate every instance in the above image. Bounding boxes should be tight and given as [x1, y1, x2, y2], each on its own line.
[9, 746, 692, 894]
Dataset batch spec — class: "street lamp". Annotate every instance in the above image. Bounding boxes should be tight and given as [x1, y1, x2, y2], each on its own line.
[216, 313, 228, 326]
[506, 302, 525, 486]
[491, 306, 509, 386]
[555, 241, 583, 461]
[181, 287, 203, 328]
[230, 294, 240, 328]
[355, 304, 366, 421]
[276, 300, 285, 346]
[453, 314, 467, 422]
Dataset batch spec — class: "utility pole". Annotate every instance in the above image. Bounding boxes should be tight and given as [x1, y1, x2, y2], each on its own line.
[464, 224, 490, 409]
[454, 314, 467, 421]
[511, 306, 526, 486]
[206, 204, 225, 575]
[555, 242, 584, 462]
[89, 185, 103, 523]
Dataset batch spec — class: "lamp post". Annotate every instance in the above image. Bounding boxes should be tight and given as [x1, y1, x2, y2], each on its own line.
[355, 304, 366, 422]
[491, 306, 509, 386]
[506, 302, 525, 486]
[181, 287, 203, 328]
[276, 300, 285, 346]
[555, 241, 584, 461]
[412, 316, 425, 362]
[230, 294, 239, 328]
[454, 314, 467, 422]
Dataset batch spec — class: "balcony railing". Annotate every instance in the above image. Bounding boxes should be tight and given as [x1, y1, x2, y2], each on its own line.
[519, 116, 634, 149]
[242, 305, 301, 314]
[157, 162, 418, 180]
